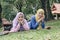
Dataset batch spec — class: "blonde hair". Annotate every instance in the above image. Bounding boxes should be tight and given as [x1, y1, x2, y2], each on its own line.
[36, 9, 44, 15]
[35, 9, 45, 21]
[36, 9, 45, 29]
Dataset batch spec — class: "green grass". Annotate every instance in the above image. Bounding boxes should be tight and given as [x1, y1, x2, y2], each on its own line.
[0, 20, 60, 40]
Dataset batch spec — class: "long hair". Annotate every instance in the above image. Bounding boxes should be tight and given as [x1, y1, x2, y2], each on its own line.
[35, 9, 45, 22]
[13, 12, 24, 28]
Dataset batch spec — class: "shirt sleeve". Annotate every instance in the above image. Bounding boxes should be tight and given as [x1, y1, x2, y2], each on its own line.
[31, 16, 39, 29]
[23, 19, 30, 30]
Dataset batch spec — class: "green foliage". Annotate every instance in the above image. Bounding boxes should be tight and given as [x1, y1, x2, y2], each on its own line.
[1, 1, 18, 21]
[1, 0, 42, 21]
[1, 0, 60, 21]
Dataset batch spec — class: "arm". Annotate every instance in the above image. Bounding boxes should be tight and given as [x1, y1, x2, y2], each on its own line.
[31, 16, 39, 29]
[38, 15, 45, 22]
[23, 19, 30, 30]
[10, 23, 20, 32]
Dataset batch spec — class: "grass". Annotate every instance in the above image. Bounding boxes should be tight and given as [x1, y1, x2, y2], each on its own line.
[0, 20, 60, 40]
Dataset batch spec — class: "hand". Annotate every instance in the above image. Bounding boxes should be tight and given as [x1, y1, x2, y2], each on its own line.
[37, 16, 44, 23]
[37, 19, 42, 23]
[21, 21, 24, 25]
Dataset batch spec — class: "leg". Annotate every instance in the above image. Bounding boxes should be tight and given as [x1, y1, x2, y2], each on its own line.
[41, 21, 45, 29]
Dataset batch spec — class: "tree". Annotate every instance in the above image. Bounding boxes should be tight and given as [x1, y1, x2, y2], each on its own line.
[0, 4, 2, 23]
[46, 0, 54, 20]
[41, 0, 54, 21]
[40, 0, 47, 21]
[58, 0, 60, 3]
[0, 4, 2, 27]
[14, 0, 23, 12]
[1, 0, 55, 21]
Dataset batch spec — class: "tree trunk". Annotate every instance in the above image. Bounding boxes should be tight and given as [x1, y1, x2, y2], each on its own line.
[41, 0, 54, 21]
[46, 0, 54, 20]
[40, 0, 47, 21]
[0, 4, 2, 27]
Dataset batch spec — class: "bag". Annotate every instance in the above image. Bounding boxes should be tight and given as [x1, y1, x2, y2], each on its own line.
[4, 25, 12, 31]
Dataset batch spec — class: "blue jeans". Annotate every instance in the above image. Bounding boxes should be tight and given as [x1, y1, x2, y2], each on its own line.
[41, 21, 45, 29]
[28, 21, 45, 29]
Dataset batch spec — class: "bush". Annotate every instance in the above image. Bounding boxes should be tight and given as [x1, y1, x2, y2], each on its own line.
[1, 2, 18, 21]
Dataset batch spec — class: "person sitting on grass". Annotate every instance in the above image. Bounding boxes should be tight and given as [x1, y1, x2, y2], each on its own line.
[10, 12, 30, 32]
[29, 9, 45, 30]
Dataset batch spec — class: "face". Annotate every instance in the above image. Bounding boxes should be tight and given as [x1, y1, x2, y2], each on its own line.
[37, 12, 43, 18]
[18, 14, 24, 21]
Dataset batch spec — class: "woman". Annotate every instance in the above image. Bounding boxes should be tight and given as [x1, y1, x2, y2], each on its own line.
[29, 9, 45, 29]
[0, 12, 30, 35]
[10, 12, 30, 32]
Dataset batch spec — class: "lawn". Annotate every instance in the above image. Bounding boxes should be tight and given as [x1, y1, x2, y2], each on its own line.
[0, 20, 60, 40]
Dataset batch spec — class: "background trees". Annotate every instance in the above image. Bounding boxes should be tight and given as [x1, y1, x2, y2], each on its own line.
[0, 0, 60, 21]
